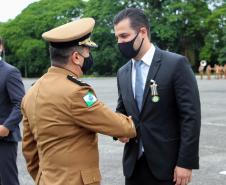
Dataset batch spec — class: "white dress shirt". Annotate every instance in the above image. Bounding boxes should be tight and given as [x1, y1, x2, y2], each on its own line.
[131, 44, 156, 155]
[132, 44, 156, 97]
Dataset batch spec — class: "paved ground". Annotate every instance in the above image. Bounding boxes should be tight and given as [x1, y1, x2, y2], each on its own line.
[18, 76, 226, 185]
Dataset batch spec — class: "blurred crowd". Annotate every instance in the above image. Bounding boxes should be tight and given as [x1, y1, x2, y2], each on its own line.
[198, 62, 226, 80]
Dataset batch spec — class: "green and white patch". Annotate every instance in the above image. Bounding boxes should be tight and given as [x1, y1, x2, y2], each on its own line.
[83, 91, 97, 107]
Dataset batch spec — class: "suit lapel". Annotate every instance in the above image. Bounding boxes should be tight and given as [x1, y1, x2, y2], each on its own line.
[141, 48, 162, 112]
[124, 61, 140, 116]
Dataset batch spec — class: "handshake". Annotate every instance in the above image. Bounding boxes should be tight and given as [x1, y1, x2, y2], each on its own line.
[117, 137, 130, 143]
[113, 115, 137, 143]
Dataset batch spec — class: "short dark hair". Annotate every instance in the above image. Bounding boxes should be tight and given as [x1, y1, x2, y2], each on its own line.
[113, 8, 150, 38]
[49, 46, 83, 66]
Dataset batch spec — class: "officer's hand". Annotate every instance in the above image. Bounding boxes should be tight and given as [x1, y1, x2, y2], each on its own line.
[118, 137, 130, 143]
[173, 166, 192, 185]
[0, 125, 10, 137]
[117, 116, 133, 143]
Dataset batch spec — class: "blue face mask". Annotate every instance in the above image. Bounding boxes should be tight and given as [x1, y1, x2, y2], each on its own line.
[118, 32, 144, 59]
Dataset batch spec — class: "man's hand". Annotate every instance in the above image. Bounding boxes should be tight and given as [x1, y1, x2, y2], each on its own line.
[174, 166, 192, 185]
[118, 137, 130, 143]
[0, 125, 10, 137]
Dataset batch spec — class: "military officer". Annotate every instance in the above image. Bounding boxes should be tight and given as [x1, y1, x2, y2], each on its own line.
[214, 64, 221, 79]
[219, 65, 224, 79]
[198, 61, 205, 80]
[223, 64, 226, 79]
[22, 18, 136, 185]
[206, 65, 212, 80]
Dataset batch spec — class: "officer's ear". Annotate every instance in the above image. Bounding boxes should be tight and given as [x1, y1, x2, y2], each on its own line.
[71, 51, 81, 65]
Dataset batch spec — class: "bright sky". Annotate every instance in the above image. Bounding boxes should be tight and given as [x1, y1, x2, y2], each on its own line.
[0, 0, 40, 22]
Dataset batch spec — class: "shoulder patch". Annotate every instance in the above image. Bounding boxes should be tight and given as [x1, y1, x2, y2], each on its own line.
[83, 91, 97, 107]
[67, 75, 90, 86]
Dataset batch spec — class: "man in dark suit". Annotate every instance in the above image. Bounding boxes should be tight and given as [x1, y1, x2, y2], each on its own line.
[0, 38, 25, 185]
[113, 8, 201, 185]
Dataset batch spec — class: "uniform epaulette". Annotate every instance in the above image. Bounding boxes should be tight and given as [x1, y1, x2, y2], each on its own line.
[67, 75, 90, 87]
[31, 81, 36, 86]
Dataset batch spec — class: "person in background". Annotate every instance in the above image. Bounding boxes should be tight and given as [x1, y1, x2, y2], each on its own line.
[0, 37, 25, 185]
[223, 64, 226, 79]
[198, 62, 205, 80]
[206, 65, 212, 80]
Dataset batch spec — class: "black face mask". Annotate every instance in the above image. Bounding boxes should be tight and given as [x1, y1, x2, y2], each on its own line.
[81, 53, 94, 74]
[118, 32, 144, 59]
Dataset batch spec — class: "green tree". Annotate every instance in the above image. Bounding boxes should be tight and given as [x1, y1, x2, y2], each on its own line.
[0, 0, 225, 76]
[0, 0, 84, 77]
[83, 0, 127, 75]
[200, 3, 226, 65]
[16, 39, 47, 77]
[141, 0, 210, 70]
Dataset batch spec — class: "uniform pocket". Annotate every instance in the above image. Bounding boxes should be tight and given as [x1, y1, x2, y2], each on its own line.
[81, 168, 101, 185]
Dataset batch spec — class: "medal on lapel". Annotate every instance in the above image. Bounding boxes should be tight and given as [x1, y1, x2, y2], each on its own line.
[150, 79, 160, 103]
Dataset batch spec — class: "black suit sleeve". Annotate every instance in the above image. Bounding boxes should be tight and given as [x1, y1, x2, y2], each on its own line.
[114, 72, 128, 141]
[3, 68, 25, 131]
[173, 57, 201, 169]
[116, 72, 127, 116]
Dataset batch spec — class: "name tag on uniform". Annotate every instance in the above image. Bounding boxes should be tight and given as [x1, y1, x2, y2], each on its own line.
[83, 91, 97, 107]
